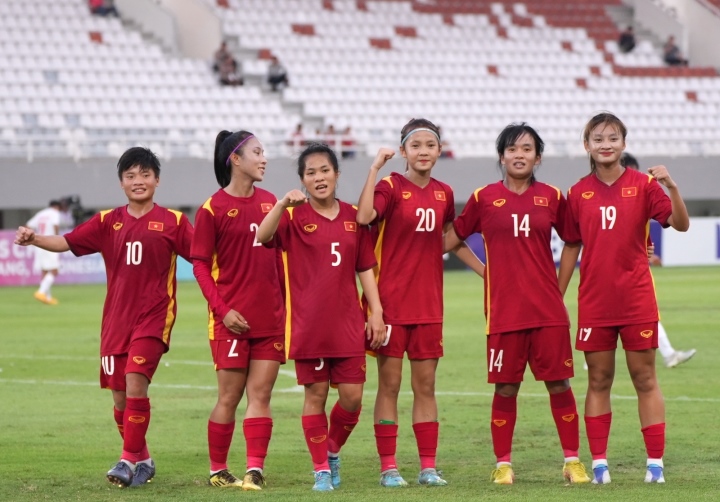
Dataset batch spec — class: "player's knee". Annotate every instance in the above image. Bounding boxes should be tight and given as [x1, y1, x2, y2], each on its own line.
[587, 371, 613, 393]
[545, 379, 570, 394]
[630, 370, 657, 394]
[411, 376, 436, 398]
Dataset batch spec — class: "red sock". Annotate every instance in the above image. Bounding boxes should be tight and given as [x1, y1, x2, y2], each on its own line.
[302, 413, 329, 472]
[113, 407, 124, 438]
[208, 420, 235, 472]
[374, 423, 398, 472]
[121, 397, 150, 463]
[328, 402, 361, 454]
[641, 423, 665, 459]
[585, 413, 612, 460]
[413, 421, 439, 470]
[549, 388, 580, 458]
[491, 393, 517, 463]
[244, 417, 272, 471]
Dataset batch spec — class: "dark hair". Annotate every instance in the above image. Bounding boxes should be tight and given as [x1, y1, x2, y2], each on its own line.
[297, 142, 339, 178]
[49, 200, 61, 207]
[582, 112, 627, 173]
[399, 118, 441, 146]
[495, 122, 544, 183]
[213, 130, 254, 188]
[621, 152, 639, 170]
[117, 146, 160, 180]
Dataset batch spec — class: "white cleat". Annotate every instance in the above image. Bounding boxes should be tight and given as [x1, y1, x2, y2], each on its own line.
[664, 349, 696, 368]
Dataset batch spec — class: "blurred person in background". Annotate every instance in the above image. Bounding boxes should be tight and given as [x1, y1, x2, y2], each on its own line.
[618, 26, 636, 53]
[26, 200, 62, 305]
[267, 57, 289, 91]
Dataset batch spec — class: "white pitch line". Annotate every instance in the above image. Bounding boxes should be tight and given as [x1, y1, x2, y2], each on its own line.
[0, 378, 718, 402]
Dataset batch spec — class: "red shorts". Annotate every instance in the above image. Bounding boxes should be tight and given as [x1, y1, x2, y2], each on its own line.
[371, 324, 443, 360]
[294, 356, 367, 385]
[99, 337, 166, 390]
[575, 322, 659, 352]
[486, 326, 574, 384]
[210, 334, 286, 370]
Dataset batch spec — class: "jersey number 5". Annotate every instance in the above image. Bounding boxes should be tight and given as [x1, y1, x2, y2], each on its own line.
[125, 241, 142, 265]
[331, 242, 341, 266]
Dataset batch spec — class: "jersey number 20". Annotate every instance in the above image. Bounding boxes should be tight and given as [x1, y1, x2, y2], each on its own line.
[416, 208, 436, 232]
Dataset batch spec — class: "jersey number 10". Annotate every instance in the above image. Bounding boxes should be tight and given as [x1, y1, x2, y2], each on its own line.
[125, 241, 142, 265]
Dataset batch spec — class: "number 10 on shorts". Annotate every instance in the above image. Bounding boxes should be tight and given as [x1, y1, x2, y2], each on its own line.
[489, 348, 503, 372]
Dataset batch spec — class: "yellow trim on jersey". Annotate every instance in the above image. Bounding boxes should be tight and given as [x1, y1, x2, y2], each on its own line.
[286, 206, 295, 220]
[381, 176, 394, 189]
[473, 186, 487, 203]
[282, 250, 292, 359]
[99, 209, 113, 223]
[162, 252, 177, 344]
[547, 184, 562, 200]
[168, 209, 183, 225]
[202, 197, 214, 216]
[208, 252, 220, 340]
[646, 174, 653, 183]
[373, 220, 387, 283]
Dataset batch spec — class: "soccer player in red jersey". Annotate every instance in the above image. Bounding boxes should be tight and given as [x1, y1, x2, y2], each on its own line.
[257, 143, 387, 492]
[443, 123, 590, 485]
[192, 130, 286, 490]
[558, 112, 689, 484]
[356, 119, 483, 487]
[14, 147, 193, 488]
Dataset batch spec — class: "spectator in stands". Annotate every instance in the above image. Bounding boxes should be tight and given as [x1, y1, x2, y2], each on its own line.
[288, 123, 306, 154]
[88, 0, 119, 17]
[213, 41, 232, 73]
[341, 126, 356, 159]
[267, 57, 289, 91]
[324, 125, 338, 150]
[218, 55, 243, 86]
[663, 36, 688, 66]
[618, 26, 636, 54]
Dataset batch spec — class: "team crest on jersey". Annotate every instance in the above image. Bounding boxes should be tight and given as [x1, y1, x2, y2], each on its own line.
[493, 420, 507, 427]
[534, 196, 548, 206]
[227, 209, 238, 217]
[303, 224, 318, 233]
[132, 356, 146, 365]
[582, 191, 594, 199]
[402, 191, 412, 199]
[562, 414, 576, 422]
[148, 221, 164, 232]
[344, 221, 357, 232]
[273, 343, 283, 351]
[113, 223, 123, 231]
[640, 329, 654, 338]
[434, 191, 446, 201]
[261, 203, 273, 213]
[622, 187, 638, 197]
[310, 435, 327, 443]
[493, 199, 506, 207]
[564, 359, 573, 367]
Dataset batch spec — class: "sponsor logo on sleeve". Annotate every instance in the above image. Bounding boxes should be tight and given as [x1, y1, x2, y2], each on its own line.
[261, 203, 273, 213]
[113, 223, 123, 231]
[344, 221, 357, 232]
[622, 187, 638, 197]
[640, 330, 654, 338]
[493, 199, 506, 207]
[582, 192, 594, 199]
[434, 191, 446, 201]
[534, 196, 548, 206]
[132, 356, 146, 365]
[402, 191, 412, 199]
[148, 221, 164, 232]
[227, 209, 238, 217]
[303, 224, 318, 233]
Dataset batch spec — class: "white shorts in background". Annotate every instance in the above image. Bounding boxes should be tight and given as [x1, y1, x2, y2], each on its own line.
[33, 248, 60, 272]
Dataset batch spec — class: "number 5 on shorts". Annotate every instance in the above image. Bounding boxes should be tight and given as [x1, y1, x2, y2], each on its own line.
[578, 328, 592, 342]
[489, 348, 503, 372]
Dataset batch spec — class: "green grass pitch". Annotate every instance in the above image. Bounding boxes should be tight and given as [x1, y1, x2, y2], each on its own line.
[1, 267, 719, 501]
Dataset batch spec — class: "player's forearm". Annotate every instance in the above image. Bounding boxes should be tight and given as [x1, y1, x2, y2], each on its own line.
[356, 171, 379, 225]
[558, 243, 581, 296]
[193, 259, 232, 319]
[667, 186, 689, 232]
[358, 269, 383, 316]
[256, 203, 284, 243]
[452, 243, 485, 278]
[32, 235, 70, 253]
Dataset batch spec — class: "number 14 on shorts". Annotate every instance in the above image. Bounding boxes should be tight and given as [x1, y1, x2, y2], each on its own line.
[489, 348, 504, 372]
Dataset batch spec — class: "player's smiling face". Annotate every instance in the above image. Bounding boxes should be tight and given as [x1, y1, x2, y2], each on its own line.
[401, 131, 441, 174]
[233, 137, 267, 182]
[585, 122, 625, 167]
[500, 133, 540, 181]
[301, 152, 338, 202]
[120, 165, 158, 204]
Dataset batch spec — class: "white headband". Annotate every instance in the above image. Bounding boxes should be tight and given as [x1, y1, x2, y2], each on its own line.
[401, 128, 440, 146]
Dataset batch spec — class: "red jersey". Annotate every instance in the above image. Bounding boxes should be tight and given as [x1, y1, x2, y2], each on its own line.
[372, 172, 455, 324]
[273, 201, 376, 360]
[566, 168, 672, 326]
[191, 188, 285, 341]
[64, 204, 193, 356]
[454, 181, 575, 334]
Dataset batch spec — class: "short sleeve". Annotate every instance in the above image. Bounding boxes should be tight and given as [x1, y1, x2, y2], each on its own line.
[453, 192, 482, 242]
[64, 213, 104, 256]
[444, 186, 456, 224]
[176, 214, 194, 261]
[646, 178, 672, 228]
[554, 193, 581, 243]
[373, 177, 395, 222]
[562, 189, 582, 244]
[190, 206, 217, 261]
[355, 225, 377, 272]
[273, 209, 292, 250]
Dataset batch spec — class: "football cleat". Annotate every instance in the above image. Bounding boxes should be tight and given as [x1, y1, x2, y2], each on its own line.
[328, 456, 341, 488]
[644, 464, 665, 483]
[312, 471, 334, 491]
[563, 460, 590, 483]
[664, 349, 696, 368]
[491, 464, 514, 484]
[107, 461, 134, 488]
[131, 460, 155, 486]
[591, 464, 611, 484]
[208, 469, 243, 488]
[242, 469, 266, 491]
[417, 468, 448, 486]
[380, 469, 409, 487]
